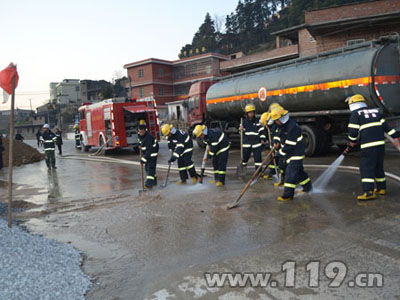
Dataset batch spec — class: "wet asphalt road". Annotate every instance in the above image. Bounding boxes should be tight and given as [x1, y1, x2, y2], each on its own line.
[1, 139, 400, 299]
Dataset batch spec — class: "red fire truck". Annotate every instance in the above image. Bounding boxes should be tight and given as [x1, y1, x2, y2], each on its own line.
[78, 97, 160, 152]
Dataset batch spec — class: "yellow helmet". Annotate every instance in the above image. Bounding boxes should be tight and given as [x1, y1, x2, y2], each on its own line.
[347, 94, 365, 105]
[270, 105, 288, 121]
[193, 124, 205, 138]
[268, 103, 282, 112]
[161, 124, 173, 136]
[139, 119, 146, 125]
[73, 124, 78, 129]
[245, 103, 256, 113]
[260, 112, 270, 126]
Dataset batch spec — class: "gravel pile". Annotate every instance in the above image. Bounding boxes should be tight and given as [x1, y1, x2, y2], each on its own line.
[0, 219, 91, 299]
[0, 202, 24, 215]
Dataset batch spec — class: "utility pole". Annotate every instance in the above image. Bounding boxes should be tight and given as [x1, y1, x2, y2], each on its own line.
[29, 98, 33, 112]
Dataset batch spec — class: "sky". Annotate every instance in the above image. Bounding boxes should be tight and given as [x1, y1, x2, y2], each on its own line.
[0, 0, 238, 111]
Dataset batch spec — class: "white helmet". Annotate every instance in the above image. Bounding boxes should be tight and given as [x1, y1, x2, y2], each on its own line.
[43, 124, 50, 129]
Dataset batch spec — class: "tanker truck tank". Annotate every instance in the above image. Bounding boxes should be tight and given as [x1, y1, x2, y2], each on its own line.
[205, 38, 400, 156]
[206, 39, 400, 120]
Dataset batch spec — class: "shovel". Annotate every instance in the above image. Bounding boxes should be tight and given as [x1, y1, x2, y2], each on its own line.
[227, 149, 273, 210]
[236, 118, 247, 177]
[199, 147, 209, 184]
[139, 148, 147, 195]
[159, 156, 173, 189]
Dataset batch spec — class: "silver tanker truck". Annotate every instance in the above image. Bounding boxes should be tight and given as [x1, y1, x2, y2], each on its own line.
[185, 35, 400, 156]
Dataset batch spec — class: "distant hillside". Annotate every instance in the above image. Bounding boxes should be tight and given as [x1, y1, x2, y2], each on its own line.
[179, 0, 371, 58]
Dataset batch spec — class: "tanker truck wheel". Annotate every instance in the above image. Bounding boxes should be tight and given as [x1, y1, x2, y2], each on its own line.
[301, 125, 328, 157]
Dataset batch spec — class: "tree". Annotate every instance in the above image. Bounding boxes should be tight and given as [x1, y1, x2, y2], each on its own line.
[191, 13, 218, 53]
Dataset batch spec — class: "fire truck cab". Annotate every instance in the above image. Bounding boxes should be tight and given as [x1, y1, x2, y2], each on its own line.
[78, 97, 160, 152]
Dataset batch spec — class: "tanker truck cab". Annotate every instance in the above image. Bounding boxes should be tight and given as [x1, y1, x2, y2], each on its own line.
[186, 81, 214, 128]
[78, 98, 160, 152]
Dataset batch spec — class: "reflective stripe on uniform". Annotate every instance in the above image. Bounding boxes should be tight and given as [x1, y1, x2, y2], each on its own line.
[299, 177, 310, 185]
[348, 135, 357, 141]
[186, 164, 194, 170]
[359, 121, 382, 131]
[360, 140, 385, 149]
[254, 162, 262, 166]
[141, 147, 147, 151]
[244, 132, 258, 136]
[173, 152, 180, 158]
[141, 157, 147, 162]
[150, 153, 158, 157]
[252, 143, 262, 148]
[243, 144, 251, 148]
[147, 176, 155, 180]
[216, 170, 226, 174]
[348, 123, 360, 129]
[182, 148, 193, 154]
[375, 177, 386, 182]
[216, 145, 230, 155]
[388, 129, 396, 136]
[361, 178, 375, 183]
[287, 155, 305, 163]
[260, 135, 266, 139]
[44, 148, 55, 151]
[273, 136, 280, 141]
[211, 133, 225, 146]
[176, 143, 184, 148]
[284, 183, 296, 188]
[279, 149, 286, 156]
[184, 136, 190, 143]
[285, 140, 297, 145]
[178, 166, 186, 171]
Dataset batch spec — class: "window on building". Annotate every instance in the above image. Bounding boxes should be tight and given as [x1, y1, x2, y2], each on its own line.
[158, 86, 164, 96]
[158, 68, 164, 77]
[138, 69, 144, 78]
[140, 87, 145, 98]
[195, 96, 199, 109]
[347, 39, 365, 46]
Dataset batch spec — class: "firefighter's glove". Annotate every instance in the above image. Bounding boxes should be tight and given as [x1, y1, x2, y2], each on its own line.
[342, 147, 351, 156]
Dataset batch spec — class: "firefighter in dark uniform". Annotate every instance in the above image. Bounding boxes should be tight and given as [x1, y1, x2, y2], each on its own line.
[138, 121, 159, 189]
[74, 124, 81, 149]
[260, 110, 285, 184]
[193, 125, 230, 187]
[240, 104, 266, 170]
[161, 124, 198, 184]
[345, 94, 400, 200]
[55, 128, 63, 155]
[0, 135, 4, 170]
[271, 104, 312, 201]
[41, 124, 57, 169]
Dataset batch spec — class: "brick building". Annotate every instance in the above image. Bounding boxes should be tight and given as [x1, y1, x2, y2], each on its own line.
[221, 0, 400, 73]
[123, 53, 228, 117]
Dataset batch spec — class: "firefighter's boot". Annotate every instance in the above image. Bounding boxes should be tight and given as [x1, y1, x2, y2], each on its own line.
[263, 174, 272, 180]
[277, 196, 293, 201]
[374, 188, 386, 195]
[209, 180, 216, 184]
[274, 181, 284, 187]
[216, 181, 224, 187]
[357, 191, 376, 201]
[177, 179, 187, 185]
[192, 176, 198, 184]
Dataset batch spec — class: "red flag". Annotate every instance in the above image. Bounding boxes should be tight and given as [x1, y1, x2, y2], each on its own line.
[0, 63, 19, 104]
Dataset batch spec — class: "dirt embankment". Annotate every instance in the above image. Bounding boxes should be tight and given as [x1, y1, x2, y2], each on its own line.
[1, 138, 44, 167]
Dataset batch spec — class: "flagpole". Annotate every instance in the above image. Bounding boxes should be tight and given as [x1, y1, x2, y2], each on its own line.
[7, 76, 16, 228]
